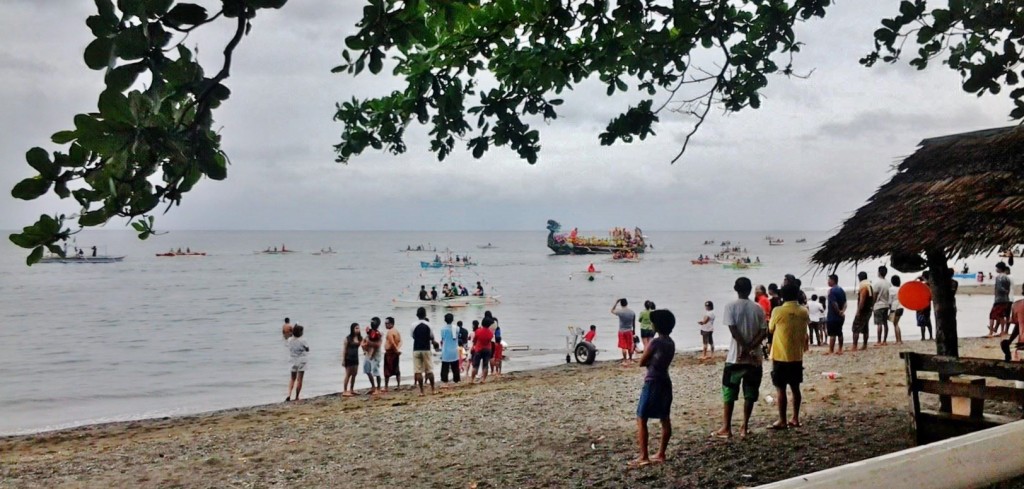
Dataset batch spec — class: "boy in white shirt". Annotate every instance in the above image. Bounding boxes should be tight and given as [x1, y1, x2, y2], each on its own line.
[286, 325, 309, 402]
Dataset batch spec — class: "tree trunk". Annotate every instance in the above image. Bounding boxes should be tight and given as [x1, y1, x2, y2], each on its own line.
[926, 248, 958, 357]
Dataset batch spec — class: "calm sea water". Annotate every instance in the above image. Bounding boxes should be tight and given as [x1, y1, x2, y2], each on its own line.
[0, 230, 1008, 435]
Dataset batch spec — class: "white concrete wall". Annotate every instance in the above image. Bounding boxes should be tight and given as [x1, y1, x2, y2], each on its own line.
[758, 420, 1024, 489]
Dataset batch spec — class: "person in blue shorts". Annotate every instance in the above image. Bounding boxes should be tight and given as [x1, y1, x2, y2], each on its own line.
[631, 309, 676, 467]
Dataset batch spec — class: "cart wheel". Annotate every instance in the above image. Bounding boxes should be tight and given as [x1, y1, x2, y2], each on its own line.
[574, 342, 597, 364]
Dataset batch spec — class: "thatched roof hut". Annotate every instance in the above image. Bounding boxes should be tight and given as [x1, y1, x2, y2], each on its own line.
[811, 125, 1024, 356]
[812, 125, 1024, 266]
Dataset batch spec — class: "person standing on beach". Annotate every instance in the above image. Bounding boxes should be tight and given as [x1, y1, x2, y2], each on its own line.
[362, 317, 384, 395]
[638, 301, 656, 352]
[872, 266, 891, 346]
[411, 307, 438, 396]
[917, 273, 934, 341]
[990, 262, 1013, 336]
[889, 276, 904, 344]
[439, 313, 461, 386]
[768, 284, 809, 430]
[612, 298, 637, 365]
[286, 325, 309, 402]
[807, 295, 824, 346]
[755, 286, 771, 318]
[825, 274, 846, 355]
[713, 277, 767, 439]
[342, 323, 362, 397]
[383, 317, 401, 392]
[631, 309, 676, 467]
[698, 301, 716, 359]
[471, 317, 496, 383]
[851, 272, 874, 351]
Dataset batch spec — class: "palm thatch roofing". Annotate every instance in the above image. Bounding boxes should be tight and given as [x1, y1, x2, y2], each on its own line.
[812, 125, 1024, 266]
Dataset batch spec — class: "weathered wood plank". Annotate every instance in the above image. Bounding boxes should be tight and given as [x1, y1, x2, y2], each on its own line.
[910, 353, 1024, 381]
[915, 379, 1024, 403]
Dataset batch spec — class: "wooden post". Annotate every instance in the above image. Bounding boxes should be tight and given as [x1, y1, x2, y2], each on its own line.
[926, 248, 959, 357]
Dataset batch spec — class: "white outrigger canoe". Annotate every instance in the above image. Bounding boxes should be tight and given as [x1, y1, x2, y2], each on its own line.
[392, 295, 501, 308]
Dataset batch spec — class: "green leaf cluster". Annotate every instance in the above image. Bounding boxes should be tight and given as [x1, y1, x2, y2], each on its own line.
[11, 0, 287, 264]
[333, 0, 832, 165]
[864, 1, 1024, 119]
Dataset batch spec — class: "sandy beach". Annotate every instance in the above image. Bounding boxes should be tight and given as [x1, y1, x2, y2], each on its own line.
[3, 336, 1021, 488]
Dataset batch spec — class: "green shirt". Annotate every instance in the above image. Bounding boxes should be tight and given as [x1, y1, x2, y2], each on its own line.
[638, 310, 653, 331]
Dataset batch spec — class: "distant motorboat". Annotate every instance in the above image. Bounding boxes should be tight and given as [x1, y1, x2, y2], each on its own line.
[477, 243, 497, 249]
[795, 238, 807, 243]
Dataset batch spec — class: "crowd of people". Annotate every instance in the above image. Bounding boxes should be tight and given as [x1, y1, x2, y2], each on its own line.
[280, 309, 505, 401]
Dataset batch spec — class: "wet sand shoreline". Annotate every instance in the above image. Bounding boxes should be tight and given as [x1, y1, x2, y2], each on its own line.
[1, 336, 1015, 488]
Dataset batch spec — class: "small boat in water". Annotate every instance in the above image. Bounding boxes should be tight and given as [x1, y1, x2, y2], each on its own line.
[477, 243, 497, 249]
[156, 249, 206, 257]
[40, 255, 125, 264]
[311, 247, 337, 256]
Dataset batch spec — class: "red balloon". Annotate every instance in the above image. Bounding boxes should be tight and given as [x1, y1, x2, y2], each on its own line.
[899, 281, 932, 310]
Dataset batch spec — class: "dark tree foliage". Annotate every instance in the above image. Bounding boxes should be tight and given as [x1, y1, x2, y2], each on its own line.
[9, 0, 286, 264]
[864, 0, 1024, 119]
[333, 0, 832, 166]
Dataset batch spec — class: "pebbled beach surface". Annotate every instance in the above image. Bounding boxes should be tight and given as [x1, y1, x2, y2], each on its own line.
[2, 337, 1018, 488]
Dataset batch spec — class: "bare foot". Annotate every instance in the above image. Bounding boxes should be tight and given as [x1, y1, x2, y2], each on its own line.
[767, 421, 788, 430]
[836, 351, 843, 355]
[342, 391, 355, 397]
[627, 458, 651, 468]
[651, 455, 667, 464]
[788, 420, 801, 428]
[710, 429, 731, 439]
[739, 428, 749, 438]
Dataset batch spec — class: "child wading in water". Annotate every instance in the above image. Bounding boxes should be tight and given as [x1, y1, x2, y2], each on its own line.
[286, 325, 309, 401]
[698, 301, 716, 359]
[630, 309, 676, 467]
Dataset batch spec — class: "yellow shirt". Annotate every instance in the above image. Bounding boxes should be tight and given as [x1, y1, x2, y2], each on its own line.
[769, 301, 809, 362]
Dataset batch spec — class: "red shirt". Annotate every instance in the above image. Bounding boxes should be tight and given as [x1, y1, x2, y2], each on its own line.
[757, 295, 772, 318]
[473, 327, 494, 352]
[583, 330, 596, 342]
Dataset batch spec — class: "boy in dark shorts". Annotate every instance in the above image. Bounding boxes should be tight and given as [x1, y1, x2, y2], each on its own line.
[768, 283, 809, 429]
[631, 309, 676, 467]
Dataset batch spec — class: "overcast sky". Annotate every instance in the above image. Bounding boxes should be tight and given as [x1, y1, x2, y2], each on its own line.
[0, 0, 1012, 232]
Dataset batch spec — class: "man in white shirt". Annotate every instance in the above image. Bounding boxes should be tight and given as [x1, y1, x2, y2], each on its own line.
[807, 295, 825, 346]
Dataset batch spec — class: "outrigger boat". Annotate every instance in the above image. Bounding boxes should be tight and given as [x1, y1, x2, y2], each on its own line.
[258, 245, 296, 254]
[156, 249, 206, 257]
[393, 262, 500, 308]
[40, 255, 125, 264]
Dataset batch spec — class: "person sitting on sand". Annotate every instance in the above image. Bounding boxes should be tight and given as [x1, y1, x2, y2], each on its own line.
[584, 325, 597, 343]
[698, 301, 716, 359]
[411, 307, 438, 396]
[768, 283, 809, 430]
[631, 309, 676, 468]
[282, 317, 293, 340]
[713, 277, 767, 439]
[286, 325, 309, 402]
[342, 323, 362, 397]
[612, 298, 637, 366]
[383, 317, 401, 392]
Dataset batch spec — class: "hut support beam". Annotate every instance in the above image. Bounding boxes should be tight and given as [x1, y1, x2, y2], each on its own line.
[926, 248, 959, 357]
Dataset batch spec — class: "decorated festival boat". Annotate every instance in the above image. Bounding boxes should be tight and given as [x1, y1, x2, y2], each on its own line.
[546, 220, 646, 255]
